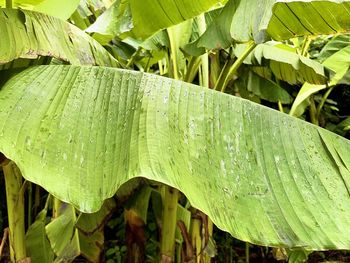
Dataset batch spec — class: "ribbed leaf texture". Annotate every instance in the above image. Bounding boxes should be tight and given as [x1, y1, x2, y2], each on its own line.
[0, 8, 118, 66]
[1, 65, 350, 249]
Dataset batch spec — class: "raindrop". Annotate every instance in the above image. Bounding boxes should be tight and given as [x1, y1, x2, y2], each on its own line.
[80, 156, 85, 166]
[25, 136, 31, 147]
[40, 149, 46, 159]
[220, 160, 227, 177]
[68, 134, 73, 143]
[163, 96, 168, 104]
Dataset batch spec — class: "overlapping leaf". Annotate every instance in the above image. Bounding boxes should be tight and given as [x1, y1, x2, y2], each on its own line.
[268, 1, 350, 41]
[318, 34, 350, 63]
[188, 0, 350, 47]
[243, 43, 329, 85]
[1, 65, 350, 249]
[0, 0, 80, 20]
[237, 70, 292, 103]
[85, 0, 226, 41]
[290, 39, 350, 117]
[0, 8, 118, 67]
[129, 0, 226, 39]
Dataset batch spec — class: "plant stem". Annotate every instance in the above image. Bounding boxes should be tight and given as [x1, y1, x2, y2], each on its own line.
[197, 13, 209, 88]
[167, 27, 180, 80]
[27, 183, 32, 228]
[158, 59, 165, 75]
[190, 216, 202, 262]
[309, 96, 319, 125]
[6, 0, 12, 8]
[316, 86, 334, 120]
[0, 228, 9, 258]
[278, 101, 284, 113]
[33, 185, 40, 217]
[221, 41, 257, 93]
[126, 47, 142, 68]
[160, 185, 179, 262]
[301, 36, 312, 57]
[3, 161, 27, 262]
[184, 56, 201, 83]
[210, 52, 221, 89]
[245, 243, 250, 263]
[53, 197, 63, 218]
[204, 217, 213, 263]
[214, 59, 233, 91]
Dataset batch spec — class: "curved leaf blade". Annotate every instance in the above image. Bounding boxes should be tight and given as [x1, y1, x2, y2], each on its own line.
[1, 65, 350, 249]
[129, 0, 225, 39]
[244, 43, 329, 85]
[318, 34, 350, 63]
[290, 42, 350, 117]
[33, 0, 80, 20]
[26, 221, 54, 263]
[246, 71, 292, 103]
[268, 1, 350, 41]
[289, 83, 326, 117]
[85, 0, 132, 44]
[192, 0, 350, 45]
[0, 8, 118, 67]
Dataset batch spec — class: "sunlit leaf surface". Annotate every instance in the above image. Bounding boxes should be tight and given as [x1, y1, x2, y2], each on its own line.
[1, 65, 350, 249]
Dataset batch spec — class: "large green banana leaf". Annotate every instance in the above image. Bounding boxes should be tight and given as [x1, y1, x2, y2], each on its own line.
[318, 34, 350, 63]
[241, 0, 350, 42]
[0, 0, 80, 20]
[236, 70, 293, 104]
[1, 65, 350, 249]
[32, 0, 80, 20]
[239, 43, 329, 85]
[84, 0, 226, 40]
[84, 0, 132, 44]
[268, 1, 350, 41]
[189, 0, 350, 45]
[130, 0, 226, 38]
[290, 42, 350, 117]
[0, 8, 118, 67]
[0, 0, 45, 7]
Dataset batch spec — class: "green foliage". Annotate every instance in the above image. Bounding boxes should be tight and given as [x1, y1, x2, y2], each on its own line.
[0, 8, 118, 67]
[2, 0, 350, 262]
[2, 65, 350, 250]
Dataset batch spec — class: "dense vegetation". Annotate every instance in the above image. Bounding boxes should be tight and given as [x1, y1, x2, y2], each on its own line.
[1, 0, 350, 262]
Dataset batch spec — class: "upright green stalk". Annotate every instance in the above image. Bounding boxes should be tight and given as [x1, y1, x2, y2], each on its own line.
[3, 161, 27, 262]
[160, 186, 179, 262]
[167, 27, 180, 80]
[27, 183, 32, 227]
[197, 14, 209, 88]
[190, 216, 202, 263]
[309, 96, 319, 125]
[184, 56, 201, 83]
[6, 0, 12, 8]
[214, 59, 233, 91]
[210, 52, 221, 89]
[316, 86, 334, 120]
[126, 47, 142, 68]
[245, 243, 250, 263]
[301, 36, 313, 57]
[53, 197, 63, 218]
[221, 41, 257, 93]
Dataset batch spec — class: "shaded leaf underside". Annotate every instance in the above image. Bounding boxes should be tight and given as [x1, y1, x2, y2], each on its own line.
[1, 66, 350, 249]
[189, 0, 350, 47]
[0, 8, 118, 67]
[129, 0, 226, 39]
[268, 1, 350, 41]
[246, 43, 328, 85]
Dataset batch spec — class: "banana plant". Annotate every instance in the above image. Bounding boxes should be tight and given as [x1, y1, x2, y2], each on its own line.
[2, 0, 350, 262]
